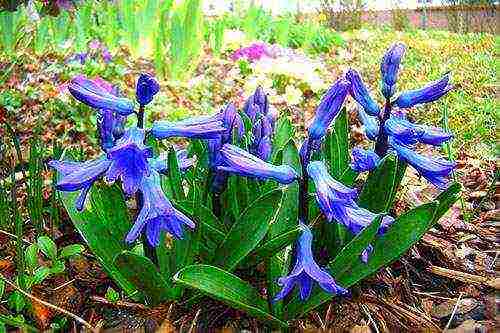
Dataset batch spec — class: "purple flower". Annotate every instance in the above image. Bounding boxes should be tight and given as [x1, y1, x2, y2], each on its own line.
[243, 86, 269, 121]
[105, 127, 153, 196]
[380, 42, 406, 99]
[217, 144, 298, 184]
[48, 156, 111, 211]
[67, 52, 87, 65]
[125, 170, 195, 246]
[346, 69, 380, 116]
[56, 0, 74, 11]
[151, 149, 196, 174]
[250, 116, 273, 161]
[351, 147, 380, 173]
[231, 43, 272, 62]
[390, 139, 455, 189]
[307, 161, 358, 221]
[101, 47, 112, 64]
[415, 124, 453, 146]
[274, 224, 348, 301]
[220, 103, 245, 143]
[151, 119, 227, 140]
[384, 115, 423, 145]
[357, 107, 380, 141]
[308, 78, 350, 140]
[394, 73, 453, 109]
[136, 73, 160, 107]
[339, 205, 394, 236]
[68, 75, 134, 116]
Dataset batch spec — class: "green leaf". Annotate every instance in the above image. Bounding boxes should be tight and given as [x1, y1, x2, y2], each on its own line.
[273, 116, 294, 153]
[32, 266, 52, 285]
[58, 244, 85, 259]
[358, 153, 398, 213]
[173, 265, 287, 327]
[8, 291, 25, 312]
[166, 147, 186, 201]
[60, 184, 137, 297]
[213, 189, 283, 271]
[0, 279, 5, 298]
[265, 139, 300, 316]
[37, 236, 57, 260]
[25, 244, 39, 271]
[49, 261, 65, 275]
[285, 203, 441, 319]
[433, 182, 461, 223]
[323, 108, 352, 181]
[328, 216, 382, 275]
[242, 227, 300, 268]
[0, 314, 37, 332]
[114, 251, 173, 305]
[105, 287, 120, 303]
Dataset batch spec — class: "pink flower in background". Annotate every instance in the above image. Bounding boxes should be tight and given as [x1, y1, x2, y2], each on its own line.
[231, 43, 272, 62]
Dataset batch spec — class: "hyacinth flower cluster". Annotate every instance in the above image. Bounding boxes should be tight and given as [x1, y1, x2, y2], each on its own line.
[50, 73, 207, 246]
[50, 42, 457, 307]
[347, 42, 456, 189]
[67, 39, 112, 65]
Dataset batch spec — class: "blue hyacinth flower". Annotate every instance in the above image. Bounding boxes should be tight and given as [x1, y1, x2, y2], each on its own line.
[415, 124, 453, 146]
[151, 119, 227, 140]
[68, 75, 134, 115]
[308, 78, 350, 140]
[250, 115, 273, 161]
[339, 204, 394, 236]
[394, 73, 453, 109]
[217, 144, 298, 184]
[48, 156, 111, 211]
[274, 223, 348, 301]
[105, 127, 153, 196]
[380, 42, 406, 99]
[357, 107, 380, 141]
[384, 115, 424, 145]
[135, 73, 160, 107]
[307, 161, 358, 221]
[243, 86, 269, 122]
[150, 149, 196, 175]
[125, 170, 195, 246]
[390, 139, 456, 189]
[346, 68, 380, 116]
[351, 147, 381, 173]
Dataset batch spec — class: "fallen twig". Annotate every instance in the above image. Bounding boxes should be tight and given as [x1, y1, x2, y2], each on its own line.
[90, 295, 149, 311]
[444, 292, 463, 331]
[0, 275, 98, 333]
[427, 265, 500, 289]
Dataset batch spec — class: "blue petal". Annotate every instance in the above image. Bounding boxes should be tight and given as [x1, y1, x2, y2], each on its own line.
[351, 147, 380, 173]
[135, 73, 160, 106]
[346, 68, 380, 116]
[357, 108, 380, 141]
[151, 120, 226, 140]
[390, 139, 456, 189]
[394, 73, 453, 109]
[380, 42, 406, 99]
[218, 144, 298, 184]
[308, 78, 350, 140]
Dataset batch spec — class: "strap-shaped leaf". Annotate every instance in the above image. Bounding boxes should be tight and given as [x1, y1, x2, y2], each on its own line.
[114, 251, 173, 305]
[265, 139, 300, 316]
[285, 189, 460, 319]
[358, 153, 398, 213]
[323, 108, 353, 182]
[273, 116, 295, 153]
[213, 189, 283, 271]
[166, 146, 186, 201]
[173, 265, 288, 327]
[241, 226, 300, 268]
[60, 185, 137, 297]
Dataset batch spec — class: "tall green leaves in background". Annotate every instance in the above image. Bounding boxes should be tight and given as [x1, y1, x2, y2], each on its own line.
[168, 0, 203, 80]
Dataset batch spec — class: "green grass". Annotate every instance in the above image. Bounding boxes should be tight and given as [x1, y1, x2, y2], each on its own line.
[332, 27, 496, 158]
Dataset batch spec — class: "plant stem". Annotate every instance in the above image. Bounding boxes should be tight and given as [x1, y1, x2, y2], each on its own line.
[298, 139, 311, 223]
[135, 105, 158, 265]
[137, 105, 145, 129]
[374, 100, 392, 157]
[212, 192, 222, 219]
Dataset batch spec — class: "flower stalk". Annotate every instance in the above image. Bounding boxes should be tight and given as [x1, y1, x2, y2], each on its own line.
[374, 100, 392, 157]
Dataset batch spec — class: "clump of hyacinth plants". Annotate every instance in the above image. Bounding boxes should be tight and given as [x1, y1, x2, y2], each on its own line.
[50, 42, 460, 328]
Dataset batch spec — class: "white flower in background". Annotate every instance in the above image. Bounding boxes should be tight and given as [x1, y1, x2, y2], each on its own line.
[243, 75, 273, 96]
[284, 85, 302, 105]
[223, 30, 246, 51]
